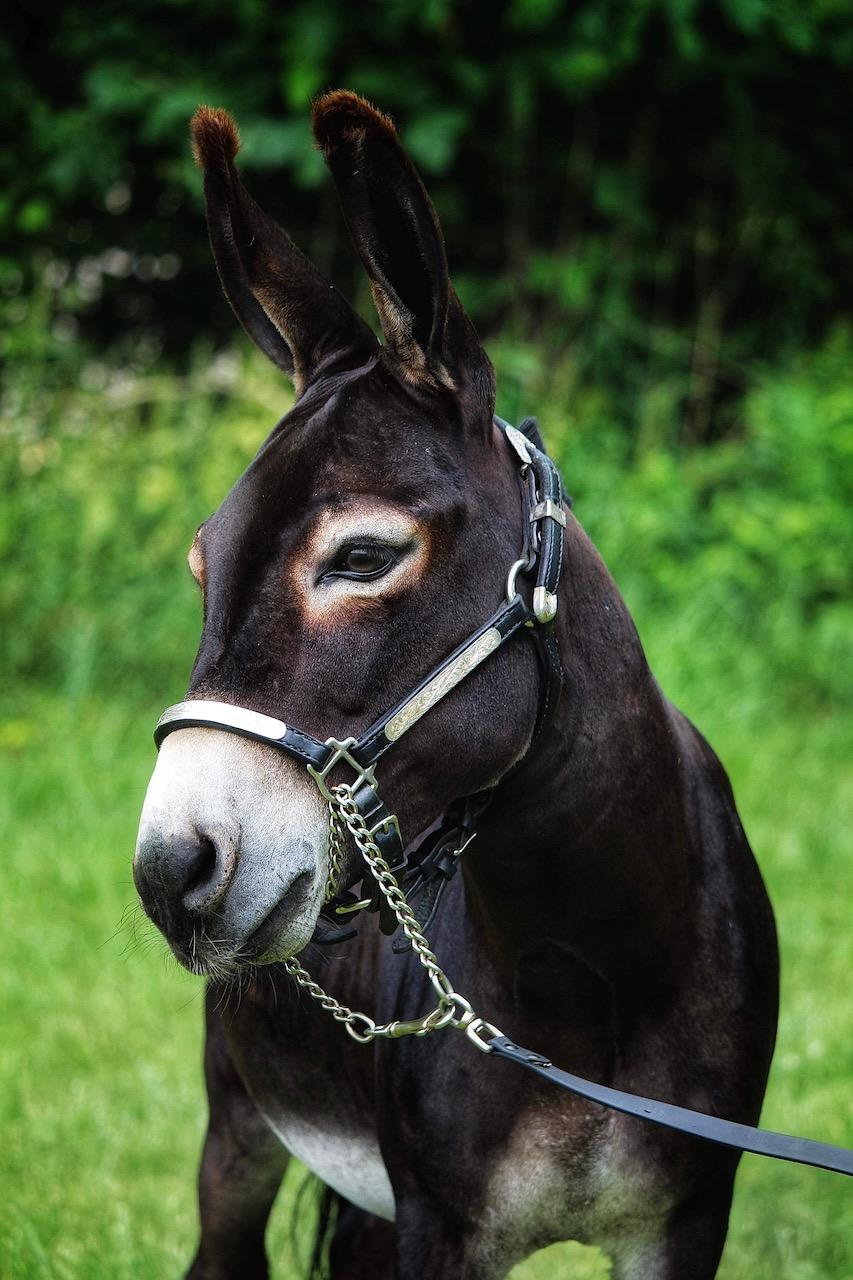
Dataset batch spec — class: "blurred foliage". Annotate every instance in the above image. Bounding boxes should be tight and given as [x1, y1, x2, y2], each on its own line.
[2, 314, 850, 718]
[3, 0, 853, 439]
[1, 0, 850, 742]
[2, 12, 851, 1276]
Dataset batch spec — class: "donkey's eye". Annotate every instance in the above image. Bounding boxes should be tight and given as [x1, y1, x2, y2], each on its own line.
[324, 542, 399, 582]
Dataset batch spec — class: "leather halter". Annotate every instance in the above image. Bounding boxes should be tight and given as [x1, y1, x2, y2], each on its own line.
[154, 416, 567, 941]
[150, 415, 853, 1179]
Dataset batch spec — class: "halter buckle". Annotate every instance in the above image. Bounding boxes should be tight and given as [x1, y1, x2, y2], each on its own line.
[530, 499, 566, 528]
[307, 737, 378, 802]
[367, 811, 402, 845]
[533, 587, 558, 624]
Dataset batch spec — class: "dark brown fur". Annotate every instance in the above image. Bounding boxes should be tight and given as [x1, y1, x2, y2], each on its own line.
[135, 93, 778, 1280]
[312, 89, 398, 151]
[191, 106, 240, 169]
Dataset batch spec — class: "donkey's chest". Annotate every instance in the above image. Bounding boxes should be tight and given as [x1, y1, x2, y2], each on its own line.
[258, 1086, 665, 1255]
[248, 1044, 653, 1249]
[229, 949, 656, 1243]
[229, 992, 397, 1220]
[262, 1106, 396, 1221]
[239, 1024, 671, 1264]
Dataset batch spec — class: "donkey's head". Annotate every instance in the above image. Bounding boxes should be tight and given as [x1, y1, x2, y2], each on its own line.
[134, 92, 540, 975]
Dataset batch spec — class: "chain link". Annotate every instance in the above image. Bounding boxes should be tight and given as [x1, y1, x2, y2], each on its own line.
[284, 782, 501, 1049]
[323, 803, 348, 903]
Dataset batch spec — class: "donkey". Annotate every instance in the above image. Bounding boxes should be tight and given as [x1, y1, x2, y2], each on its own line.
[134, 91, 779, 1280]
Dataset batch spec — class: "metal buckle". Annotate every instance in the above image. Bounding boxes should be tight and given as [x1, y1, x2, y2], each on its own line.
[530, 499, 566, 528]
[367, 811, 402, 845]
[533, 587, 558, 624]
[452, 830, 477, 860]
[307, 737, 378, 802]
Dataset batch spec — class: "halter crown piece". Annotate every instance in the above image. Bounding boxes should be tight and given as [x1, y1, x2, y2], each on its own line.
[152, 418, 853, 1177]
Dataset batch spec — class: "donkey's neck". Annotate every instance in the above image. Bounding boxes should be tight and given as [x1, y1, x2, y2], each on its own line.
[465, 515, 692, 995]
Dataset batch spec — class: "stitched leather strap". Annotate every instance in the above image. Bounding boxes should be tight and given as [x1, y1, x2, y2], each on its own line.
[154, 700, 332, 769]
[154, 419, 565, 782]
[353, 594, 534, 768]
[490, 1037, 853, 1176]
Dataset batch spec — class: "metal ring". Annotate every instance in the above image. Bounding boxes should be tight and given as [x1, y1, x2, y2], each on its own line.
[418, 1003, 456, 1034]
[344, 1013, 377, 1044]
[464, 1018, 503, 1053]
[445, 992, 475, 1029]
[506, 557, 526, 603]
[334, 898, 372, 916]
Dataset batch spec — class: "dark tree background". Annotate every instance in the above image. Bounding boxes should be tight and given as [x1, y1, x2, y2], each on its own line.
[1, 22, 851, 1274]
[4, 0, 853, 441]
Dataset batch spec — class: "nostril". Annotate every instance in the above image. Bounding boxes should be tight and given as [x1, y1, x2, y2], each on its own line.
[178, 829, 234, 921]
[135, 829, 237, 923]
[184, 836, 217, 901]
[169, 833, 235, 916]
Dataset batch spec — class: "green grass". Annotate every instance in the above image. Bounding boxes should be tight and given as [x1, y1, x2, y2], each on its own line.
[2, 333, 850, 1275]
[0, 685, 850, 1280]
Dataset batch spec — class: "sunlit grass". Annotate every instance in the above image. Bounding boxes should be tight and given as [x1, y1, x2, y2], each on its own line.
[0, 687, 849, 1279]
[2, 336, 850, 1275]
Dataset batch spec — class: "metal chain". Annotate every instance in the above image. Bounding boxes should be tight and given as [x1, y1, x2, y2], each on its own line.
[284, 782, 500, 1051]
[323, 803, 348, 903]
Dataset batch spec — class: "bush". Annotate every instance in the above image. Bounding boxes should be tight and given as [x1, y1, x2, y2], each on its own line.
[4, 0, 853, 443]
[2, 323, 850, 718]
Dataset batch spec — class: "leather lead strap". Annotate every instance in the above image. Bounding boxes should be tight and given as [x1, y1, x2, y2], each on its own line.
[490, 1037, 853, 1177]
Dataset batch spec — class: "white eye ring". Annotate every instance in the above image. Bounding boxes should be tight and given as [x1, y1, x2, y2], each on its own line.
[299, 505, 427, 618]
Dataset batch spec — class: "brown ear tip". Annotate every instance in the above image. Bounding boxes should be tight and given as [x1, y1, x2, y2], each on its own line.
[311, 89, 397, 152]
[190, 106, 241, 168]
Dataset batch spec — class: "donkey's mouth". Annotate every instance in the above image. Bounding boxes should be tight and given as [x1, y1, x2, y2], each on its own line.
[170, 868, 318, 977]
[240, 869, 316, 961]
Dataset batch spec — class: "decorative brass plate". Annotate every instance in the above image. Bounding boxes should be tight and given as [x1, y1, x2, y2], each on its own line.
[384, 628, 502, 742]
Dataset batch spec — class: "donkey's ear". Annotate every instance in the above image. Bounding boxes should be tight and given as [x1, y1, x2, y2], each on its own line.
[312, 91, 494, 412]
[191, 106, 378, 393]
